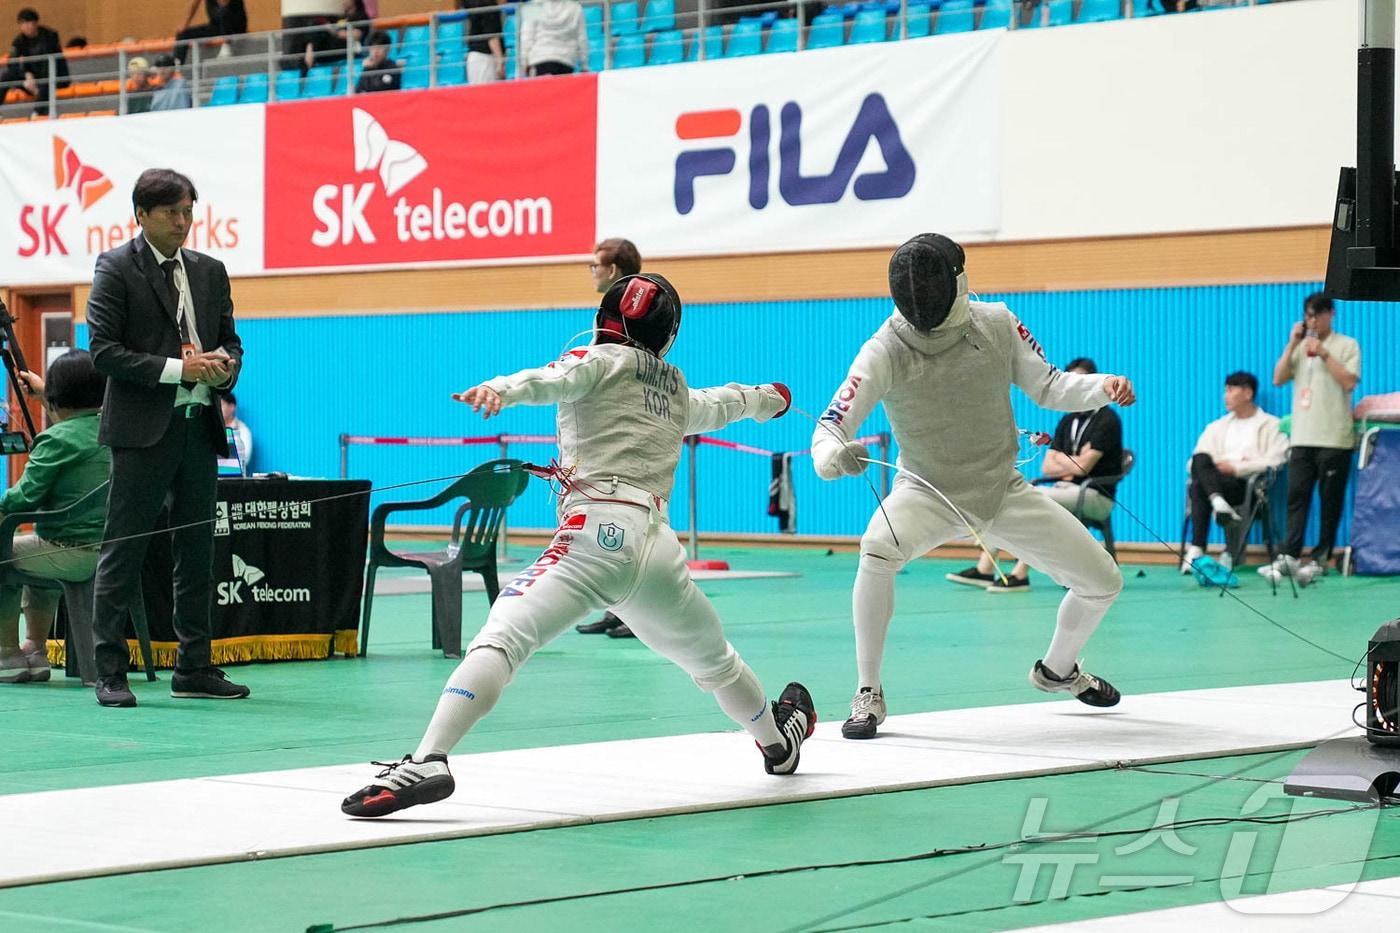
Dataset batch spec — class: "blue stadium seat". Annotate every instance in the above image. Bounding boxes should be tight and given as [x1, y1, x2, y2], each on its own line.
[1023, 0, 1073, 26]
[611, 1, 641, 34]
[649, 29, 684, 64]
[239, 72, 268, 104]
[757, 10, 780, 27]
[588, 44, 604, 70]
[807, 11, 845, 49]
[438, 59, 466, 85]
[727, 18, 763, 57]
[401, 63, 430, 89]
[612, 32, 646, 68]
[849, 8, 888, 42]
[303, 65, 334, 98]
[766, 17, 798, 53]
[641, 0, 676, 32]
[207, 75, 240, 106]
[275, 70, 302, 101]
[504, 48, 516, 78]
[839, 2, 863, 17]
[332, 62, 360, 94]
[977, 0, 1012, 28]
[401, 24, 432, 63]
[934, 0, 974, 33]
[504, 11, 517, 48]
[1077, 0, 1123, 20]
[905, 2, 932, 37]
[685, 25, 725, 61]
[584, 4, 604, 38]
[436, 18, 466, 60]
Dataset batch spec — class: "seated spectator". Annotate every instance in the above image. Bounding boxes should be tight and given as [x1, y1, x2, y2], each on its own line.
[520, 0, 588, 78]
[175, 0, 249, 64]
[126, 56, 153, 114]
[355, 31, 401, 93]
[149, 55, 192, 111]
[1181, 371, 1288, 573]
[2, 9, 70, 116]
[0, 352, 110, 685]
[299, 0, 369, 73]
[220, 391, 253, 467]
[947, 357, 1123, 593]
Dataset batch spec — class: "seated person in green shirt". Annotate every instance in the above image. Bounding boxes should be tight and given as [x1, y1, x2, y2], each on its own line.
[0, 350, 111, 684]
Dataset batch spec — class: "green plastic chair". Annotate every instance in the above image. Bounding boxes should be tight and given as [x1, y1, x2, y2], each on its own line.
[0, 481, 156, 685]
[359, 459, 530, 658]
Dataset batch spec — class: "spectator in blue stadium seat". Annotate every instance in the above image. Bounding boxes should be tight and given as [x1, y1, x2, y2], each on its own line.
[175, 0, 248, 64]
[2, 8, 70, 116]
[150, 55, 193, 111]
[520, 0, 589, 77]
[356, 30, 402, 92]
[459, 0, 506, 84]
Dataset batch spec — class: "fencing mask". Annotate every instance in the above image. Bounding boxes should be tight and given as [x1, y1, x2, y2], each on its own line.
[595, 273, 682, 358]
[888, 233, 966, 333]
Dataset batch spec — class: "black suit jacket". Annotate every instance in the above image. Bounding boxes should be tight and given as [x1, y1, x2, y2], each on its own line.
[86, 237, 243, 452]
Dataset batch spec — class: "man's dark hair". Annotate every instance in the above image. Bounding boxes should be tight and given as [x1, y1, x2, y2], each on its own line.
[366, 30, 392, 47]
[1304, 292, 1334, 315]
[45, 350, 106, 411]
[221, 390, 237, 406]
[1065, 357, 1097, 374]
[1225, 370, 1258, 398]
[65, 36, 89, 49]
[132, 168, 198, 214]
[595, 237, 642, 277]
[17, 9, 39, 24]
[153, 53, 176, 68]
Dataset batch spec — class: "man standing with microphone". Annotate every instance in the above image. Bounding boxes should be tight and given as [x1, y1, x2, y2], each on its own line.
[86, 169, 249, 708]
[1265, 292, 1361, 585]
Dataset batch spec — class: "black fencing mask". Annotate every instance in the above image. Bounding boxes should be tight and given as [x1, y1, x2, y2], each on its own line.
[888, 233, 966, 333]
[596, 273, 683, 358]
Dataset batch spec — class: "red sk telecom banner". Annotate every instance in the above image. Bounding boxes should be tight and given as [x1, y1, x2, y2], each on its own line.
[263, 76, 598, 270]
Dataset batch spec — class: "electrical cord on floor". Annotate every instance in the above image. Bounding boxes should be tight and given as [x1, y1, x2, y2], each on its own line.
[309, 799, 1383, 931]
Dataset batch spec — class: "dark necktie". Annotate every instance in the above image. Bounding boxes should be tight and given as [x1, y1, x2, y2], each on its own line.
[159, 259, 191, 343]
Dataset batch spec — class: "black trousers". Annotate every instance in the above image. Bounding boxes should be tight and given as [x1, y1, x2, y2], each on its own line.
[92, 409, 219, 678]
[174, 23, 228, 64]
[1283, 445, 1353, 562]
[530, 61, 575, 76]
[1188, 453, 1248, 548]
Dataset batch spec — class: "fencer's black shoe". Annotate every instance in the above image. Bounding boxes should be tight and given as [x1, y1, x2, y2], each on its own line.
[341, 754, 455, 817]
[170, 667, 250, 699]
[762, 682, 817, 775]
[842, 687, 886, 739]
[1029, 661, 1121, 708]
[95, 675, 137, 708]
[946, 566, 996, 587]
[575, 611, 624, 635]
[605, 623, 637, 639]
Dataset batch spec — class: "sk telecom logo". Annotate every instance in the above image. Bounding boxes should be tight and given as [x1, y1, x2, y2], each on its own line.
[18, 136, 113, 257]
[673, 93, 915, 215]
[353, 108, 427, 196]
[53, 136, 112, 210]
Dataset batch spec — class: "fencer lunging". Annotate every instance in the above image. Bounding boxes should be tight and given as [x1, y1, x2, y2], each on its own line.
[342, 274, 816, 818]
[812, 234, 1137, 740]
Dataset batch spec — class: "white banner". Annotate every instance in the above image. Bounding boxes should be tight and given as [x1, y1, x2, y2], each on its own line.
[596, 32, 1001, 257]
[0, 106, 265, 286]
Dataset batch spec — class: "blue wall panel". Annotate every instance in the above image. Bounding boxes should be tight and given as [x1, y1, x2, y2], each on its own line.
[73, 281, 1400, 549]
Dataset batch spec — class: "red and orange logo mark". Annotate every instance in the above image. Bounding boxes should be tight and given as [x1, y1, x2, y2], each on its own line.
[52, 136, 112, 211]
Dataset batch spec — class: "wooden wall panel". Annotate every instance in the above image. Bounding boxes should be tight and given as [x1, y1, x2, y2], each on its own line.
[72, 226, 1333, 321]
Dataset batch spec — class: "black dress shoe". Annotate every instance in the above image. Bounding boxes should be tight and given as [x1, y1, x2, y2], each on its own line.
[576, 611, 624, 635]
[170, 667, 250, 699]
[96, 676, 137, 708]
[606, 623, 636, 639]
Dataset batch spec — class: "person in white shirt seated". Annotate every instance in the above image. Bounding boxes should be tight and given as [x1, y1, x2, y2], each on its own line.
[1182, 371, 1288, 572]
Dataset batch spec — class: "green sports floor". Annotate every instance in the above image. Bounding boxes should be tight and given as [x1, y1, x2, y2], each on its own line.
[2, 545, 1398, 932]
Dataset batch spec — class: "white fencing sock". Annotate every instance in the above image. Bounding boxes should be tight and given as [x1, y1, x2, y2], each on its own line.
[852, 555, 897, 691]
[713, 662, 782, 748]
[415, 647, 513, 759]
[1042, 591, 1113, 680]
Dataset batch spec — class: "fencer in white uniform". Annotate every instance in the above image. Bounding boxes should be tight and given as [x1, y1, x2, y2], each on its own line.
[343, 274, 816, 817]
[811, 234, 1137, 739]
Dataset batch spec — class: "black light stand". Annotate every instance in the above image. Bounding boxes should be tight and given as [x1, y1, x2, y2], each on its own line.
[0, 296, 36, 454]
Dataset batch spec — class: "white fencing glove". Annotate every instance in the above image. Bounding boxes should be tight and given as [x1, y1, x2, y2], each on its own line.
[814, 439, 869, 480]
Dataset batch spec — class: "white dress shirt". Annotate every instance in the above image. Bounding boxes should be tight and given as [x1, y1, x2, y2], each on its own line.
[147, 237, 221, 408]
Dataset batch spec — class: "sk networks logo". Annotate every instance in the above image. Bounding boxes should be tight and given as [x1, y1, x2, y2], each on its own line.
[673, 93, 915, 215]
[312, 107, 552, 248]
[217, 554, 310, 606]
[17, 136, 114, 258]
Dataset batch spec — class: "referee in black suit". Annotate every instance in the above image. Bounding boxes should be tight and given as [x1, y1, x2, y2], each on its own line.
[86, 169, 249, 708]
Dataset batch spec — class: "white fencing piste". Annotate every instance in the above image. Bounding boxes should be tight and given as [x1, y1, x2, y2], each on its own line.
[0, 679, 1360, 888]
